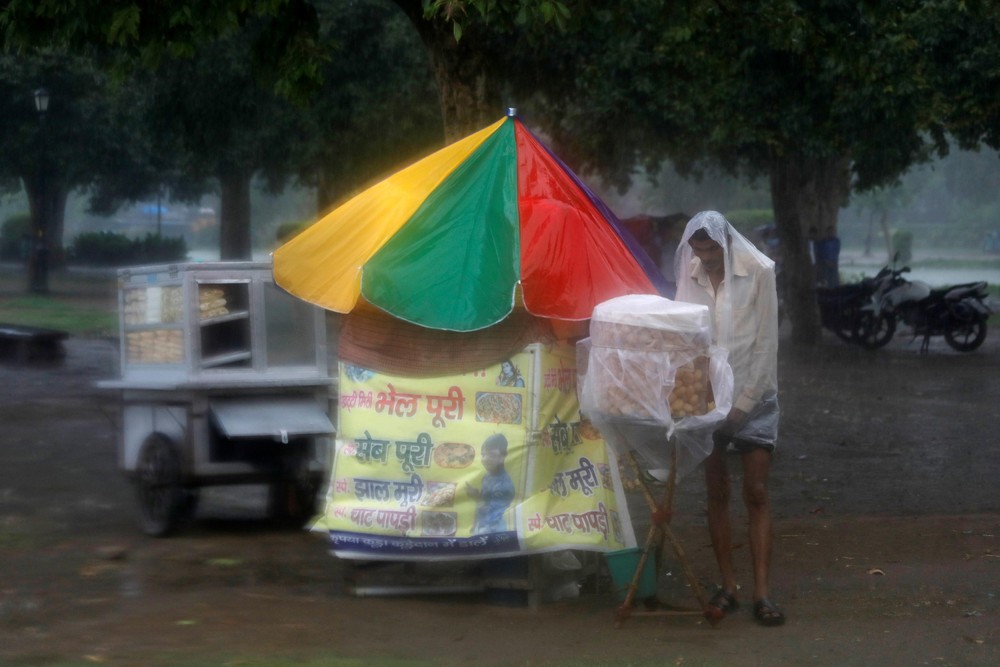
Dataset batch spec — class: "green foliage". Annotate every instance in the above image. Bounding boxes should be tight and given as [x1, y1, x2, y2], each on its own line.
[0, 49, 154, 209]
[69, 231, 132, 264]
[306, 0, 442, 208]
[426, 0, 572, 41]
[0, 0, 324, 100]
[134, 232, 187, 263]
[0, 213, 31, 259]
[532, 1, 954, 191]
[918, 2, 1000, 152]
[724, 209, 774, 236]
[1, 2, 444, 261]
[275, 219, 309, 244]
[68, 231, 186, 265]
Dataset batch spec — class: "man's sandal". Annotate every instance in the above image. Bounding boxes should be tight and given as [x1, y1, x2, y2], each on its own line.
[753, 598, 786, 627]
[704, 588, 739, 624]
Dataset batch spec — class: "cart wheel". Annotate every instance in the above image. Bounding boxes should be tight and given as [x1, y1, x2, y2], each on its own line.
[269, 459, 320, 528]
[134, 433, 185, 537]
[179, 487, 200, 520]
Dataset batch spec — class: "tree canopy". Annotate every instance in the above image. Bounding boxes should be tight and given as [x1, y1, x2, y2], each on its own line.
[0, 48, 150, 288]
[1, 1, 443, 265]
[1, 0, 327, 99]
[301, 0, 442, 209]
[517, 1, 989, 342]
[4, 0, 999, 343]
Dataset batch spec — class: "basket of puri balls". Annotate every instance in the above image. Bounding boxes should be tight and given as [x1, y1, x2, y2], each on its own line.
[586, 295, 714, 426]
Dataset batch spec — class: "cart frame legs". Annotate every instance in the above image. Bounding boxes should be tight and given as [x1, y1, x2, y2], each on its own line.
[614, 446, 711, 627]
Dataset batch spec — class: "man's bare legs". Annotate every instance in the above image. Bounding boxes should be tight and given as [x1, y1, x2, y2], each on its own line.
[704, 446, 774, 603]
[704, 446, 737, 596]
[741, 448, 773, 603]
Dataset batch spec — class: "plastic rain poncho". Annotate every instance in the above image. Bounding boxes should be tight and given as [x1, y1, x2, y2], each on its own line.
[674, 211, 780, 446]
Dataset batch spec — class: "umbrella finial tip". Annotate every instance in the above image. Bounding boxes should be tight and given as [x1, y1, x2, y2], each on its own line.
[506, 107, 517, 117]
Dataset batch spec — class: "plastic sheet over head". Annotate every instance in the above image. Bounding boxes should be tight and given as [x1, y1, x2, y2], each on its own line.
[674, 210, 774, 353]
[577, 295, 734, 480]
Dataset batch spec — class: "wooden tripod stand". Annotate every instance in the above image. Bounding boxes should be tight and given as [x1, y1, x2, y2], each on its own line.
[614, 444, 713, 627]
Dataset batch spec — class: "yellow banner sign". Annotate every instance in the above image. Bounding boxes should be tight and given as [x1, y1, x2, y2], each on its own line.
[322, 343, 634, 559]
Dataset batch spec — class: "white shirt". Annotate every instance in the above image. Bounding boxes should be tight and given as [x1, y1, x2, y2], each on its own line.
[686, 249, 779, 414]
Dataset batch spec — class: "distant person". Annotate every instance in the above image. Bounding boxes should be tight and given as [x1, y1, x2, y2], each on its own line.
[815, 225, 841, 287]
[674, 211, 784, 627]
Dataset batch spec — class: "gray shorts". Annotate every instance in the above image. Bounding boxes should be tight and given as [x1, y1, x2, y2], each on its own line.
[729, 437, 776, 454]
[728, 391, 779, 453]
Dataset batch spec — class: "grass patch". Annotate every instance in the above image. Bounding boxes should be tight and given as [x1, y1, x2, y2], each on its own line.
[907, 257, 1000, 270]
[1, 657, 711, 667]
[0, 294, 117, 336]
[0, 266, 118, 336]
[4, 657, 443, 667]
[0, 524, 35, 548]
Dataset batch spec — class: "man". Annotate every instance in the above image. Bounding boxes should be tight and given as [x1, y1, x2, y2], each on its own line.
[674, 211, 784, 626]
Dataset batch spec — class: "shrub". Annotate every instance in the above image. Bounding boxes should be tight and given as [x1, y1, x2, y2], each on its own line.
[69, 231, 187, 266]
[275, 220, 310, 244]
[135, 233, 187, 263]
[725, 209, 774, 236]
[0, 214, 32, 260]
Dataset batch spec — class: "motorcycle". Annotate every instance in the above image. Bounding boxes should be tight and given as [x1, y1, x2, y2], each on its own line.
[816, 266, 893, 343]
[857, 264, 992, 353]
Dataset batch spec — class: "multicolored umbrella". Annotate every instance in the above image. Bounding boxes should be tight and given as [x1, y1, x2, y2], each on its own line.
[273, 111, 667, 332]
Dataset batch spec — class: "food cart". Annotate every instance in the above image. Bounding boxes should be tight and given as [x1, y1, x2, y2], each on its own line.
[270, 111, 674, 603]
[99, 261, 335, 536]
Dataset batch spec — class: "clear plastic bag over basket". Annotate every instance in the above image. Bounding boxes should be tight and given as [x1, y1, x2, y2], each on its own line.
[578, 295, 733, 480]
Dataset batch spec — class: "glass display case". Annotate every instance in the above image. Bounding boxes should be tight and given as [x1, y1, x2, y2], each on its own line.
[115, 262, 327, 385]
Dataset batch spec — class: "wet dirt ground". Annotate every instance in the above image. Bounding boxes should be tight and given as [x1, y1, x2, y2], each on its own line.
[1, 326, 999, 666]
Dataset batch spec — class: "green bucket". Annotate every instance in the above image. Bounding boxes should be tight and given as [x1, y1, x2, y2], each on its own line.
[605, 547, 657, 600]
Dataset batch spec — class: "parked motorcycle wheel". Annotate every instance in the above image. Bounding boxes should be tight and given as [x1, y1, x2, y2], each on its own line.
[830, 303, 862, 342]
[944, 318, 987, 352]
[833, 317, 858, 342]
[856, 311, 896, 349]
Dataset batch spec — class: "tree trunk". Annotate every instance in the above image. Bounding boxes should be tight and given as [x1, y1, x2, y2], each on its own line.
[218, 172, 253, 260]
[769, 153, 851, 345]
[395, 1, 501, 142]
[48, 185, 68, 268]
[22, 170, 66, 293]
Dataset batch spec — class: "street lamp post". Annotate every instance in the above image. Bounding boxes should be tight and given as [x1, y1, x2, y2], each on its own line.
[31, 87, 50, 294]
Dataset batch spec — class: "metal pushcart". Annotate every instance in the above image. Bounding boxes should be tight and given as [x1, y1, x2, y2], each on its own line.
[99, 261, 335, 536]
